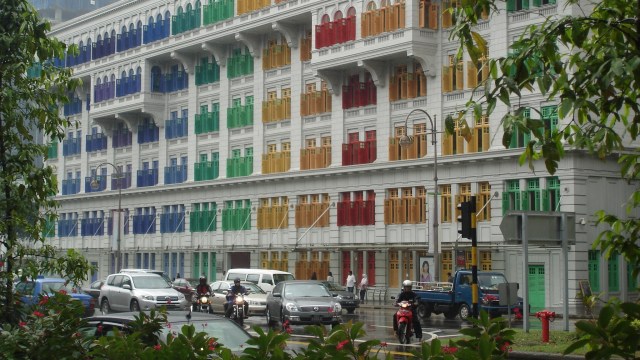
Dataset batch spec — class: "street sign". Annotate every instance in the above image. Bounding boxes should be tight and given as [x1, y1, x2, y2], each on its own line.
[499, 211, 576, 245]
[498, 283, 518, 306]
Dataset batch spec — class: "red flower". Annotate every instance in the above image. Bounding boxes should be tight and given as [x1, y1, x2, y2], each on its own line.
[38, 297, 49, 306]
[18, 321, 27, 328]
[33, 311, 45, 318]
[442, 345, 459, 354]
[285, 326, 293, 334]
[153, 344, 161, 351]
[336, 340, 349, 350]
[500, 341, 512, 353]
[58, 289, 67, 295]
[165, 323, 172, 329]
[380, 342, 388, 348]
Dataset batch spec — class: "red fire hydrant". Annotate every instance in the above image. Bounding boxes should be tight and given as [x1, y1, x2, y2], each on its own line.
[535, 310, 556, 342]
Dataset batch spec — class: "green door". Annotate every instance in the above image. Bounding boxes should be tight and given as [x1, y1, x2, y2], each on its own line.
[528, 265, 546, 313]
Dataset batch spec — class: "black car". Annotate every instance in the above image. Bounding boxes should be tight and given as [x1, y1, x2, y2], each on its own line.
[320, 281, 360, 314]
[265, 280, 342, 328]
[81, 311, 252, 353]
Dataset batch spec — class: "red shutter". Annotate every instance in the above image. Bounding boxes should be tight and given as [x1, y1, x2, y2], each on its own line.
[342, 143, 351, 165]
[315, 24, 323, 49]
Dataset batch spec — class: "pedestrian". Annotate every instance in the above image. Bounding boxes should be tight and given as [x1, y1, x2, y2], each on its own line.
[327, 271, 334, 282]
[310, 271, 317, 280]
[359, 274, 368, 304]
[346, 271, 356, 293]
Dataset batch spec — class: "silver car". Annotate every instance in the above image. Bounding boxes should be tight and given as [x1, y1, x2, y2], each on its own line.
[99, 273, 188, 313]
[265, 280, 342, 327]
[210, 280, 268, 315]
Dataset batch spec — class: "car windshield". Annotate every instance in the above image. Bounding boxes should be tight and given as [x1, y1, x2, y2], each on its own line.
[133, 276, 172, 289]
[161, 321, 250, 352]
[243, 283, 266, 294]
[477, 274, 508, 291]
[286, 283, 331, 297]
[323, 282, 344, 291]
[273, 274, 295, 285]
[41, 282, 75, 294]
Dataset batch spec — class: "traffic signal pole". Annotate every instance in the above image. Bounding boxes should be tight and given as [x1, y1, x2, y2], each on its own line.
[470, 196, 478, 319]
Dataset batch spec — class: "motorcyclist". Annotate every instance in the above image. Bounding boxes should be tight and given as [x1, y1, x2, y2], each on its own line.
[193, 275, 213, 311]
[225, 278, 249, 319]
[393, 279, 423, 341]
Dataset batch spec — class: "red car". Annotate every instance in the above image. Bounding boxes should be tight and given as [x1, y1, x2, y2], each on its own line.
[172, 278, 195, 297]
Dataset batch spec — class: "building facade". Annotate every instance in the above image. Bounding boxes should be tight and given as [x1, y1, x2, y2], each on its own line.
[42, 0, 637, 315]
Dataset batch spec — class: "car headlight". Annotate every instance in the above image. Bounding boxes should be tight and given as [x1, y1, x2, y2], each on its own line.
[335, 295, 344, 299]
[333, 303, 342, 313]
[141, 295, 154, 301]
[285, 302, 299, 312]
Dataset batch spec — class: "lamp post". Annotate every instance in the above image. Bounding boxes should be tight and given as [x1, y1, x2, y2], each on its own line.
[398, 109, 439, 281]
[91, 162, 123, 273]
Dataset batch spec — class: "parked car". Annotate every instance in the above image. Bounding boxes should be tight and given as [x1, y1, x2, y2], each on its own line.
[99, 273, 188, 313]
[320, 281, 360, 314]
[119, 269, 172, 285]
[82, 279, 105, 300]
[265, 280, 342, 328]
[209, 280, 268, 316]
[80, 311, 251, 353]
[171, 278, 195, 298]
[15, 276, 95, 317]
[224, 268, 295, 292]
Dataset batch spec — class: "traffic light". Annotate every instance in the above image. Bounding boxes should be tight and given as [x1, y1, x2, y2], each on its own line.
[457, 201, 472, 239]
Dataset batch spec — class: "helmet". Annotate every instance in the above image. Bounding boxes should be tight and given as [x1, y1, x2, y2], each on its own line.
[234, 277, 241, 284]
[199, 276, 206, 284]
[402, 280, 413, 288]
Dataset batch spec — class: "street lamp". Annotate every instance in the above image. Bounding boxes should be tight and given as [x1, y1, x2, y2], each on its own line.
[91, 162, 123, 273]
[398, 109, 439, 281]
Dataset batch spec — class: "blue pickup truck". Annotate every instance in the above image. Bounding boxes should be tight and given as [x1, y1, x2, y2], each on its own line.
[15, 276, 96, 317]
[413, 270, 524, 320]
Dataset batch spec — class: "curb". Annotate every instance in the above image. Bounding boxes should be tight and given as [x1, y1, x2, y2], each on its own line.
[509, 351, 584, 360]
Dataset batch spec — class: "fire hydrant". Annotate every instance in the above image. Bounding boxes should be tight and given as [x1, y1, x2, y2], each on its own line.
[535, 310, 556, 342]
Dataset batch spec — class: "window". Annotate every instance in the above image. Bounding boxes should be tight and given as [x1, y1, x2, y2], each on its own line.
[588, 250, 600, 292]
[502, 180, 521, 214]
[546, 176, 560, 211]
[455, 183, 471, 222]
[509, 108, 531, 148]
[441, 185, 452, 223]
[523, 178, 541, 211]
[473, 115, 490, 152]
[477, 182, 491, 221]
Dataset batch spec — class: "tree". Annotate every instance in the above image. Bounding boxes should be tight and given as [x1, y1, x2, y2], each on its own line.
[0, 0, 91, 324]
[447, 0, 640, 357]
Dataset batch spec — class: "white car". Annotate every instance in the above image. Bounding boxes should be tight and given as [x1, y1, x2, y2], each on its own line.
[99, 273, 188, 313]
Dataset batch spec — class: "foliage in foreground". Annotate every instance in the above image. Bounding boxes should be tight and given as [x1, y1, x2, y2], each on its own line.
[447, 0, 640, 358]
[0, 0, 92, 325]
[0, 292, 518, 360]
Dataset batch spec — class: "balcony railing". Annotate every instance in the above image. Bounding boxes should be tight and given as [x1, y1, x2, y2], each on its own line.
[221, 207, 251, 231]
[342, 79, 377, 109]
[112, 172, 132, 190]
[262, 98, 291, 123]
[164, 164, 188, 185]
[57, 219, 78, 237]
[160, 212, 186, 233]
[116, 29, 141, 52]
[133, 214, 156, 234]
[62, 138, 81, 156]
[137, 168, 159, 187]
[86, 133, 107, 153]
[384, 197, 426, 224]
[195, 111, 220, 134]
[63, 97, 82, 116]
[257, 205, 288, 229]
[143, 20, 170, 44]
[337, 200, 375, 226]
[138, 123, 160, 144]
[165, 117, 188, 139]
[195, 61, 221, 85]
[94, 81, 115, 103]
[227, 104, 253, 129]
[300, 90, 331, 116]
[203, 0, 234, 25]
[262, 44, 291, 70]
[81, 217, 105, 236]
[261, 151, 291, 174]
[171, 9, 201, 36]
[61, 178, 81, 195]
[227, 53, 254, 78]
[342, 140, 377, 166]
[315, 16, 356, 49]
[227, 156, 253, 178]
[84, 175, 106, 193]
[294, 202, 330, 228]
[194, 161, 219, 181]
[190, 208, 217, 232]
[112, 128, 132, 148]
[388, 134, 427, 161]
[300, 147, 331, 170]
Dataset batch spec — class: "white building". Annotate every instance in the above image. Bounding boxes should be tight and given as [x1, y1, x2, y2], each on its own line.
[43, 0, 637, 316]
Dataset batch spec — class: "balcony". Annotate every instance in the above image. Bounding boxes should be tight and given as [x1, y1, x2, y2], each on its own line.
[226, 156, 253, 178]
[300, 90, 331, 116]
[91, 38, 115, 60]
[315, 16, 356, 49]
[384, 197, 426, 224]
[112, 172, 132, 190]
[63, 97, 82, 116]
[361, 3, 406, 39]
[116, 29, 141, 52]
[61, 178, 81, 195]
[62, 137, 81, 157]
[227, 104, 253, 129]
[138, 123, 160, 144]
[294, 202, 330, 228]
[342, 78, 376, 109]
[337, 200, 375, 226]
[143, 20, 170, 44]
[203, 0, 234, 26]
[262, 44, 291, 70]
[94, 81, 115, 103]
[190, 207, 217, 232]
[80, 218, 105, 237]
[112, 128, 133, 148]
[195, 111, 220, 134]
[261, 151, 291, 174]
[341, 140, 377, 166]
[86, 133, 108, 153]
[194, 160, 219, 181]
[133, 214, 156, 234]
[257, 205, 288, 229]
[221, 207, 251, 231]
[47, 141, 58, 159]
[84, 175, 106, 193]
[171, 8, 201, 36]
[165, 117, 188, 139]
[237, 0, 270, 15]
[262, 98, 291, 123]
[195, 61, 221, 86]
[57, 219, 78, 237]
[160, 212, 186, 233]
[137, 168, 159, 187]
[116, 75, 141, 98]
[388, 134, 427, 161]
[300, 147, 331, 170]
[227, 52, 254, 79]
[164, 164, 188, 185]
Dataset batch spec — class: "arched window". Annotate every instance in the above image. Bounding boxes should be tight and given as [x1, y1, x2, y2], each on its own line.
[381, 0, 390, 7]
[111, 74, 116, 82]
[186, 4, 192, 12]
[121, 25, 127, 34]
[196, 0, 201, 9]
[96, 77, 102, 85]
[156, 13, 161, 23]
[178, 6, 184, 15]
[366, 1, 377, 11]
[129, 23, 134, 32]
[321, 14, 330, 23]
[97, 34, 102, 42]
[148, 16, 154, 26]
[103, 75, 108, 83]
[334, 11, 343, 20]
[347, 7, 356, 17]
[121, 70, 127, 79]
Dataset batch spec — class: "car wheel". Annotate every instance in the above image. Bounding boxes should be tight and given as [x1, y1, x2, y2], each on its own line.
[130, 299, 140, 312]
[417, 304, 432, 319]
[458, 303, 470, 320]
[101, 299, 111, 315]
[346, 308, 355, 314]
[266, 308, 277, 328]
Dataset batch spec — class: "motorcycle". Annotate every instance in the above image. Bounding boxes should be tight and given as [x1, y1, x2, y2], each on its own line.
[229, 293, 247, 326]
[395, 300, 414, 344]
[193, 292, 213, 313]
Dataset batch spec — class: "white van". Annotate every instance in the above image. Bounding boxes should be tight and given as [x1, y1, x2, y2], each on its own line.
[224, 269, 295, 292]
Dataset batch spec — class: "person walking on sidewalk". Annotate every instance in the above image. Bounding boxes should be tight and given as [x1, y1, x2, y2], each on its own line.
[359, 274, 368, 304]
[327, 271, 334, 283]
[346, 271, 356, 294]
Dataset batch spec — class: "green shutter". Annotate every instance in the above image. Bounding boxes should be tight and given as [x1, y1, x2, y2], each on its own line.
[533, 0, 541, 6]
[520, 191, 529, 210]
[502, 192, 509, 215]
[608, 253, 619, 292]
[507, 0, 515, 11]
[588, 250, 600, 292]
[522, 0, 530, 9]
[541, 189, 550, 211]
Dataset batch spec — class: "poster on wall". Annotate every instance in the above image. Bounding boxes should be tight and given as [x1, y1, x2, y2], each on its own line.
[418, 256, 434, 283]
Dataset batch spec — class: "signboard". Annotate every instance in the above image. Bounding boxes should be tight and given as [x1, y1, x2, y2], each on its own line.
[498, 283, 519, 306]
[578, 280, 592, 298]
[499, 211, 576, 245]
